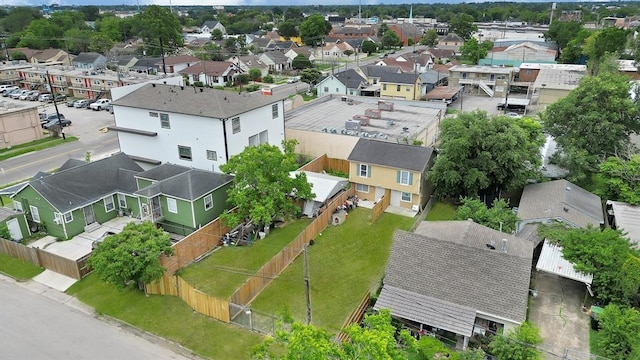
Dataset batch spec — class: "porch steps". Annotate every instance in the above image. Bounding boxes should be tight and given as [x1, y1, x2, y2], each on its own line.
[478, 81, 494, 97]
[84, 222, 101, 233]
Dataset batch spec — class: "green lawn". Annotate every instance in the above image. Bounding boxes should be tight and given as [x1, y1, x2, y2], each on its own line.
[66, 274, 264, 359]
[251, 208, 415, 333]
[179, 218, 311, 298]
[425, 202, 457, 221]
[589, 329, 607, 358]
[0, 253, 44, 280]
[0, 136, 78, 162]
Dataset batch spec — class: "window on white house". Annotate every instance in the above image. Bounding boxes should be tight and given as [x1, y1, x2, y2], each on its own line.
[401, 192, 412, 202]
[359, 163, 370, 178]
[232, 117, 241, 134]
[13, 201, 22, 211]
[149, 112, 159, 118]
[324, 87, 329, 92]
[104, 196, 115, 212]
[167, 198, 178, 213]
[356, 183, 369, 192]
[249, 130, 269, 147]
[178, 146, 192, 161]
[160, 113, 170, 129]
[272, 104, 278, 118]
[204, 194, 213, 210]
[64, 212, 73, 223]
[30, 206, 40, 223]
[206, 150, 217, 161]
[117, 193, 127, 208]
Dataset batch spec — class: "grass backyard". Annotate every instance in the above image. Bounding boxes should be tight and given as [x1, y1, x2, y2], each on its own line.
[251, 208, 416, 333]
[179, 218, 311, 298]
[0, 252, 44, 280]
[425, 202, 457, 221]
[589, 329, 607, 358]
[66, 274, 264, 359]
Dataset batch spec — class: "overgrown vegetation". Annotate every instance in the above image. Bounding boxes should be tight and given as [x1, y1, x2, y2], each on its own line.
[454, 198, 519, 233]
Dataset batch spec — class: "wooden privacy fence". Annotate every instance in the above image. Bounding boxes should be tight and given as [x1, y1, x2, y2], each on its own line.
[146, 274, 230, 322]
[0, 238, 90, 279]
[335, 291, 371, 343]
[230, 186, 356, 307]
[371, 189, 391, 222]
[298, 154, 350, 175]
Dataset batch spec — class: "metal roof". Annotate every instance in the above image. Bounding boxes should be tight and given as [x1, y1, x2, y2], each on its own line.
[608, 200, 640, 249]
[536, 240, 593, 285]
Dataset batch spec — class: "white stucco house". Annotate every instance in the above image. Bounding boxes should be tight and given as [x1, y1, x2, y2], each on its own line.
[109, 83, 288, 172]
[316, 69, 367, 97]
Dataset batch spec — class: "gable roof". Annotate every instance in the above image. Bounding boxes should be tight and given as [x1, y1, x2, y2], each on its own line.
[379, 72, 419, 85]
[262, 51, 289, 64]
[250, 38, 271, 48]
[73, 52, 104, 64]
[202, 20, 219, 29]
[58, 158, 87, 172]
[347, 138, 434, 172]
[136, 163, 190, 182]
[607, 200, 640, 248]
[359, 64, 402, 78]
[135, 167, 233, 201]
[331, 69, 367, 89]
[424, 47, 455, 59]
[378, 226, 532, 334]
[116, 55, 137, 66]
[111, 83, 288, 119]
[379, 58, 416, 72]
[518, 179, 604, 228]
[440, 33, 463, 43]
[20, 153, 143, 213]
[420, 69, 447, 84]
[158, 55, 199, 66]
[130, 57, 163, 70]
[178, 61, 239, 76]
[32, 48, 64, 61]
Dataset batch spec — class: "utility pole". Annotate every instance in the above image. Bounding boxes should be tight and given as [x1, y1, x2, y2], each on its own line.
[0, 35, 9, 61]
[503, 71, 511, 114]
[45, 70, 65, 140]
[303, 243, 312, 325]
[159, 37, 167, 75]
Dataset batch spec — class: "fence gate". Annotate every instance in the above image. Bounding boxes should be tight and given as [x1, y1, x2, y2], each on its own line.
[229, 303, 281, 336]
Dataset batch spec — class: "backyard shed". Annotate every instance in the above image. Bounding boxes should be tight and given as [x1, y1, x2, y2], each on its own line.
[291, 171, 348, 217]
[0, 206, 30, 241]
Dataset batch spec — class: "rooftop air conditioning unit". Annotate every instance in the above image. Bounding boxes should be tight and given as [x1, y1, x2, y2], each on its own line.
[345, 119, 361, 130]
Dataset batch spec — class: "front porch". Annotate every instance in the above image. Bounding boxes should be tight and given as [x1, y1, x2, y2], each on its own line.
[357, 199, 418, 218]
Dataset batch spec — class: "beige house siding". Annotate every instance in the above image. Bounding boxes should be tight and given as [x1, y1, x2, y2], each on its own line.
[538, 88, 571, 109]
[349, 162, 422, 209]
[287, 129, 359, 159]
[0, 107, 43, 149]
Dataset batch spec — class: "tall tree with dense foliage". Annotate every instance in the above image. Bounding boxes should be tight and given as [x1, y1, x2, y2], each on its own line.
[362, 40, 377, 55]
[420, 29, 439, 46]
[88, 221, 174, 289]
[541, 71, 640, 182]
[299, 14, 331, 45]
[277, 20, 299, 39]
[598, 155, 640, 205]
[489, 322, 543, 360]
[0, 7, 42, 33]
[95, 15, 124, 42]
[300, 68, 322, 85]
[133, 5, 183, 56]
[455, 198, 520, 233]
[18, 19, 64, 49]
[539, 224, 640, 305]
[381, 29, 401, 49]
[429, 111, 544, 199]
[220, 140, 314, 228]
[545, 21, 583, 48]
[597, 304, 640, 360]
[582, 27, 628, 74]
[292, 54, 312, 70]
[448, 13, 477, 40]
[460, 37, 493, 64]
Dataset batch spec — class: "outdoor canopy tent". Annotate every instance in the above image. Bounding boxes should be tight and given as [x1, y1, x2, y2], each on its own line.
[290, 171, 349, 217]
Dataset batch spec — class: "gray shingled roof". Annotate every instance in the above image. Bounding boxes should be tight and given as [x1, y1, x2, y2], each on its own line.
[135, 168, 233, 201]
[379, 72, 420, 85]
[419, 69, 447, 84]
[518, 179, 604, 228]
[383, 228, 532, 331]
[375, 285, 477, 337]
[331, 69, 367, 89]
[22, 153, 143, 213]
[58, 159, 87, 172]
[359, 65, 401, 78]
[136, 163, 190, 182]
[111, 83, 288, 119]
[415, 220, 531, 258]
[72, 52, 103, 64]
[348, 138, 434, 172]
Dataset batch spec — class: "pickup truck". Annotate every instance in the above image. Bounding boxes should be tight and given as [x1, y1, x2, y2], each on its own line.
[89, 99, 111, 111]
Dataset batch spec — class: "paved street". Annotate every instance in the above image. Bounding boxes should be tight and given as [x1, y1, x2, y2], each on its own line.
[0, 277, 192, 360]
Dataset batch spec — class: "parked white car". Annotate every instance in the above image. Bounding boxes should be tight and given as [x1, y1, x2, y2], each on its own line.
[89, 99, 111, 111]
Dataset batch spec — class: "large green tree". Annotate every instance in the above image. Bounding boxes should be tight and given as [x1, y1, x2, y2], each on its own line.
[300, 68, 322, 85]
[299, 14, 331, 46]
[541, 71, 640, 182]
[460, 37, 493, 64]
[448, 13, 477, 40]
[277, 20, 299, 39]
[362, 40, 377, 55]
[489, 322, 543, 360]
[559, 29, 590, 64]
[598, 155, 640, 205]
[88, 221, 174, 289]
[420, 29, 439, 46]
[64, 28, 92, 54]
[292, 54, 312, 70]
[597, 304, 640, 360]
[88, 33, 115, 54]
[133, 5, 183, 56]
[18, 19, 64, 49]
[0, 7, 42, 33]
[583, 27, 628, 74]
[455, 198, 520, 233]
[381, 29, 401, 49]
[95, 15, 124, 42]
[430, 111, 544, 199]
[546, 21, 583, 48]
[220, 140, 314, 228]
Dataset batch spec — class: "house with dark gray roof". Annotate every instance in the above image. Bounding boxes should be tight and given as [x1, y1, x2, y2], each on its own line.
[259, 51, 292, 72]
[379, 72, 421, 100]
[347, 138, 435, 211]
[316, 69, 367, 97]
[110, 83, 288, 172]
[375, 220, 533, 348]
[72, 52, 107, 70]
[10, 154, 234, 240]
[201, 20, 226, 35]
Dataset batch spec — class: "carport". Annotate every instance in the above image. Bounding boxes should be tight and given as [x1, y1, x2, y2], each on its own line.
[536, 240, 593, 290]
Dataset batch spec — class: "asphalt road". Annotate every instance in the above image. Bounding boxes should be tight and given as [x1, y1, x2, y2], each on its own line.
[0, 278, 190, 360]
[0, 98, 120, 186]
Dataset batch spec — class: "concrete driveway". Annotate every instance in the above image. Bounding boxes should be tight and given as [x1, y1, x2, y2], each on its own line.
[529, 272, 591, 360]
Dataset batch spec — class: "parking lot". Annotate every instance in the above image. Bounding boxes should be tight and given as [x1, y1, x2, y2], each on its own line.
[449, 93, 535, 116]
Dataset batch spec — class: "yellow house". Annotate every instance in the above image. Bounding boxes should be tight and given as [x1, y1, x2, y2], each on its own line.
[379, 72, 421, 100]
[348, 138, 435, 211]
[280, 35, 303, 46]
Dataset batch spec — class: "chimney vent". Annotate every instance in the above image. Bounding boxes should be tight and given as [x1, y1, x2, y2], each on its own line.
[501, 239, 508, 253]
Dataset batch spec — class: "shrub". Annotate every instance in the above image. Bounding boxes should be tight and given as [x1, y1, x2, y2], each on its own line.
[263, 75, 275, 83]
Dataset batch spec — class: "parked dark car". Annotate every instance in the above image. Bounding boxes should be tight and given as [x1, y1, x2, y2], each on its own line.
[52, 93, 67, 102]
[39, 113, 66, 127]
[3, 89, 20, 97]
[66, 99, 77, 107]
[43, 118, 72, 129]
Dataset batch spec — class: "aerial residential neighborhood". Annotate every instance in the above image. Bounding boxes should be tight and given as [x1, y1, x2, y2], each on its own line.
[1, 2, 640, 360]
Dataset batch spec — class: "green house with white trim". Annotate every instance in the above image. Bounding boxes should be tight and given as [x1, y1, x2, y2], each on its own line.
[10, 153, 233, 240]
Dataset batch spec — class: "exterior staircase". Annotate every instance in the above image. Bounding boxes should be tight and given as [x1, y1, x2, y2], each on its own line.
[478, 81, 494, 97]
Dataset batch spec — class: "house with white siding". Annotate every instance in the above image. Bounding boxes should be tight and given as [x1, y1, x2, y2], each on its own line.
[109, 83, 288, 172]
